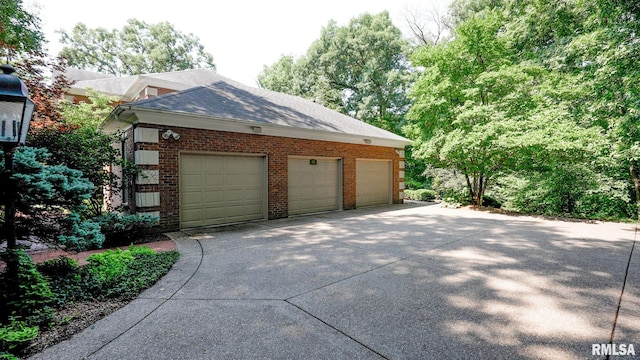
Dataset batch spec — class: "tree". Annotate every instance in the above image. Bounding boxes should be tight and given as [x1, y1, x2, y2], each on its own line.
[406, 8, 603, 207]
[0, 0, 44, 58]
[259, 12, 415, 133]
[58, 19, 216, 76]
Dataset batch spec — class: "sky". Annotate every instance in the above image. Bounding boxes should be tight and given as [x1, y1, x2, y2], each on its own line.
[26, 0, 451, 88]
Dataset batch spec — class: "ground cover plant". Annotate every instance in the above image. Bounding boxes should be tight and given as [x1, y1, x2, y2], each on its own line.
[0, 245, 179, 359]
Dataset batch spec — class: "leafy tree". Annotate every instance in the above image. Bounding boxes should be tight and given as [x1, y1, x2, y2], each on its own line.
[259, 12, 415, 133]
[406, 8, 603, 207]
[58, 19, 216, 76]
[0, 0, 44, 57]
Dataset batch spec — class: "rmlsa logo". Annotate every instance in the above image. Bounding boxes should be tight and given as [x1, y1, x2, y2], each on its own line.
[592, 343, 636, 356]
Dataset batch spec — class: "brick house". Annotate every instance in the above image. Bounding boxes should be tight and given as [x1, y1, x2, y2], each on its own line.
[68, 68, 411, 231]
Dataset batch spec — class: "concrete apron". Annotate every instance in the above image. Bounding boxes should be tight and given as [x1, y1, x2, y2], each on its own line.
[31, 203, 639, 360]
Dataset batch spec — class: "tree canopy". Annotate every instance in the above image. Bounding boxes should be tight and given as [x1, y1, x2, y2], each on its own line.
[259, 12, 414, 133]
[0, 0, 44, 57]
[406, 0, 639, 218]
[58, 19, 216, 76]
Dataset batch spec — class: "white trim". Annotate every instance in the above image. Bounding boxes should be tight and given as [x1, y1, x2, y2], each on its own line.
[105, 108, 412, 148]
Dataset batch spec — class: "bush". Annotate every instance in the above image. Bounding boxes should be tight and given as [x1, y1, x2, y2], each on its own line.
[0, 320, 38, 356]
[94, 213, 158, 247]
[405, 189, 437, 202]
[482, 194, 502, 208]
[84, 245, 179, 299]
[0, 250, 54, 327]
[57, 213, 104, 251]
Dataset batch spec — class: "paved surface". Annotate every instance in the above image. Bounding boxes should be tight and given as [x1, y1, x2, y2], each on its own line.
[31, 203, 639, 359]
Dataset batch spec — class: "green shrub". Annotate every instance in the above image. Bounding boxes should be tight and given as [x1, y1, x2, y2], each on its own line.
[84, 246, 179, 299]
[0, 319, 38, 355]
[106, 250, 180, 299]
[481, 194, 502, 208]
[37, 257, 88, 308]
[85, 248, 135, 285]
[57, 213, 104, 251]
[94, 213, 158, 247]
[0, 250, 54, 327]
[404, 189, 437, 202]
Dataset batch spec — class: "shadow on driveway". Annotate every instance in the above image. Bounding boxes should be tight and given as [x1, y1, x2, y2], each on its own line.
[32, 203, 639, 360]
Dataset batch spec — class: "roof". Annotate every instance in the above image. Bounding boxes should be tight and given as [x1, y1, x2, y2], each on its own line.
[109, 74, 411, 148]
[66, 68, 225, 100]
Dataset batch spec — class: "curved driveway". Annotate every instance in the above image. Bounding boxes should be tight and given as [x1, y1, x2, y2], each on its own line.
[32, 204, 639, 359]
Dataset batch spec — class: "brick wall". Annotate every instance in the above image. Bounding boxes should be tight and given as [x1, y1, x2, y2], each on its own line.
[131, 124, 405, 231]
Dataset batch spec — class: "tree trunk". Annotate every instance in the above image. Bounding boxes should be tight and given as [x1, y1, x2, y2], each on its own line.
[630, 161, 640, 220]
[465, 173, 486, 206]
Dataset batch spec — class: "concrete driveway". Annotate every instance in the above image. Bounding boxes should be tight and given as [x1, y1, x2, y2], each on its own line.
[32, 204, 639, 359]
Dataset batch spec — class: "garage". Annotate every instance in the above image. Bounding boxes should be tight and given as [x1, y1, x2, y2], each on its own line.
[288, 157, 341, 216]
[180, 154, 266, 228]
[356, 159, 392, 207]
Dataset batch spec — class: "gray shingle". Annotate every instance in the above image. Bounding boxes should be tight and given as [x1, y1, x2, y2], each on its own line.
[127, 77, 410, 143]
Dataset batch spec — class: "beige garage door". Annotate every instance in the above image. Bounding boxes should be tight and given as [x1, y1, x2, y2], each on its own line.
[288, 157, 340, 216]
[180, 154, 265, 228]
[356, 159, 391, 207]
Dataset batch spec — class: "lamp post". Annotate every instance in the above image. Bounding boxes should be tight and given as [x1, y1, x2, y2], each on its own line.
[0, 64, 34, 251]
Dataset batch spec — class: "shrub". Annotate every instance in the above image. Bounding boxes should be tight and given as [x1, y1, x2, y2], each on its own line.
[57, 213, 104, 251]
[85, 248, 135, 285]
[0, 320, 38, 356]
[84, 245, 179, 299]
[404, 189, 437, 202]
[481, 194, 502, 208]
[0, 250, 54, 327]
[94, 213, 158, 247]
[36, 257, 88, 308]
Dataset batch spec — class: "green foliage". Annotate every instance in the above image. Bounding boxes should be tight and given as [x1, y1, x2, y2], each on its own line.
[0, 319, 38, 355]
[59, 19, 216, 76]
[0, 0, 44, 56]
[0, 147, 96, 243]
[94, 213, 158, 248]
[0, 250, 53, 327]
[57, 213, 104, 251]
[84, 246, 179, 299]
[85, 248, 135, 284]
[28, 122, 124, 218]
[404, 189, 437, 202]
[259, 12, 414, 133]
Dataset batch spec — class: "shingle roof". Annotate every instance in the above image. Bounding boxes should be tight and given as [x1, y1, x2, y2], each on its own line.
[69, 68, 225, 98]
[125, 76, 410, 144]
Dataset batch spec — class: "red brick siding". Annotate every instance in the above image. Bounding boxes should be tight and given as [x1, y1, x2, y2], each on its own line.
[132, 124, 404, 231]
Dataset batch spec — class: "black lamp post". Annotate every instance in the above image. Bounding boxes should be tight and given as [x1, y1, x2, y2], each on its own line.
[0, 64, 34, 251]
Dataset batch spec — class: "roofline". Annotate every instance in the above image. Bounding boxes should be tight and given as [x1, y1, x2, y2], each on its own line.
[104, 105, 412, 148]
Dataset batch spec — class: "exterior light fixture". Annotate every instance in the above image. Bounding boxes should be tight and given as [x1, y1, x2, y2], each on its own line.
[251, 126, 262, 134]
[162, 129, 180, 140]
[0, 64, 34, 145]
[364, 138, 372, 144]
[0, 63, 35, 252]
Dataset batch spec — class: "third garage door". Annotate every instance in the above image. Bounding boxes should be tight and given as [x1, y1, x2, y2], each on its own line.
[288, 157, 341, 216]
[356, 159, 391, 207]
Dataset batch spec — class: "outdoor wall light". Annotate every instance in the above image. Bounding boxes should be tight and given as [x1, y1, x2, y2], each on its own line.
[0, 63, 35, 252]
[162, 129, 180, 140]
[364, 138, 372, 144]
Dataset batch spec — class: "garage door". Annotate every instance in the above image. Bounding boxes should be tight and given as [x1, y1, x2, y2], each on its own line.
[180, 154, 265, 228]
[356, 159, 391, 207]
[288, 157, 340, 216]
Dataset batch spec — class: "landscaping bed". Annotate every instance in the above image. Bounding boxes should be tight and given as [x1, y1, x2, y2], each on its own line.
[0, 241, 180, 359]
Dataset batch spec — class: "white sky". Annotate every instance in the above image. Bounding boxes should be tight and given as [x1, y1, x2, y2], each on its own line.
[27, 0, 451, 87]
